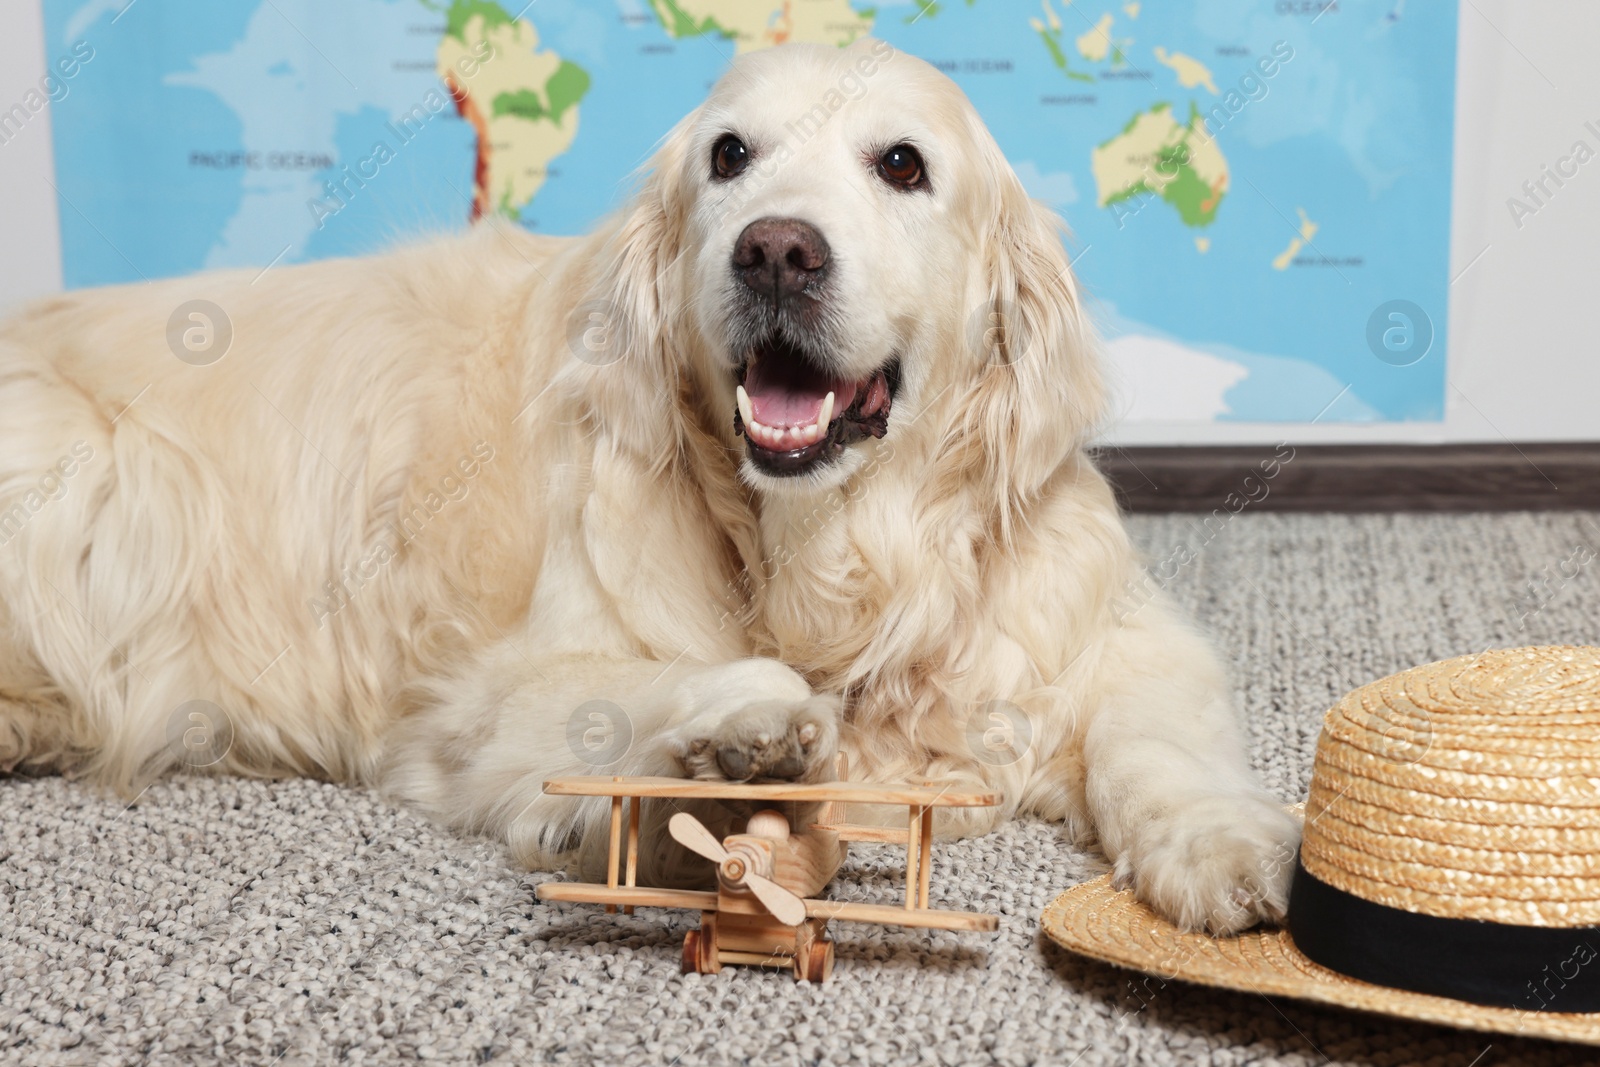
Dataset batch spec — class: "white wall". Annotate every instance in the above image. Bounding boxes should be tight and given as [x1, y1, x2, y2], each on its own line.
[0, 2, 1595, 444]
[0, 0, 63, 307]
[1431, 3, 1600, 447]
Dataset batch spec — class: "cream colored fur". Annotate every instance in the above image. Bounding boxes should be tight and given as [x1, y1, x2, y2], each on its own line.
[0, 41, 1298, 934]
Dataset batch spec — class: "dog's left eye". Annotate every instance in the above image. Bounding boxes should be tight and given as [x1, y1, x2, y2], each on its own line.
[876, 144, 926, 190]
[712, 135, 750, 180]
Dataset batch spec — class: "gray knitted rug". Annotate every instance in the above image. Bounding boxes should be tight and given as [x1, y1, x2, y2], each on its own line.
[4, 512, 1600, 1066]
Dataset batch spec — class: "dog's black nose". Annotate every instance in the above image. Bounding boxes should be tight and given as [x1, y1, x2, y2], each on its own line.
[732, 217, 830, 300]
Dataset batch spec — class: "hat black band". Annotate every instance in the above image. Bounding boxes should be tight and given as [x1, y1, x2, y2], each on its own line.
[1288, 860, 1600, 1013]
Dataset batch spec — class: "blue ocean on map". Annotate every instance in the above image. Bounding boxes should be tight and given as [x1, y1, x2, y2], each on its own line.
[40, 0, 1458, 422]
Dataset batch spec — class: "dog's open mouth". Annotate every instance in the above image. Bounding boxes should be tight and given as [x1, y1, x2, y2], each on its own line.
[733, 336, 897, 476]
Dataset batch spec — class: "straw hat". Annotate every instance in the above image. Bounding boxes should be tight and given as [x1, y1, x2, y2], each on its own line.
[1042, 645, 1600, 1045]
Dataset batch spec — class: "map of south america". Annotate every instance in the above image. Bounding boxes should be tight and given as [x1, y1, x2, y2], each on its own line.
[436, 1, 590, 221]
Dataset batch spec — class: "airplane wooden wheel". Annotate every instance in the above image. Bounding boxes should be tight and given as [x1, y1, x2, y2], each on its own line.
[795, 931, 834, 983]
[681, 929, 704, 975]
[682, 914, 722, 975]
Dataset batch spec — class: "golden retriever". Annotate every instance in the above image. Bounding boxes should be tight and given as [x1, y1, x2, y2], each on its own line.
[0, 40, 1298, 934]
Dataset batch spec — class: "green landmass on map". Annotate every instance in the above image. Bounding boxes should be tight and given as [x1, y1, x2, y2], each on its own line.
[1036, 25, 1096, 83]
[492, 60, 591, 124]
[649, 0, 735, 40]
[441, 0, 515, 42]
[1095, 102, 1228, 228]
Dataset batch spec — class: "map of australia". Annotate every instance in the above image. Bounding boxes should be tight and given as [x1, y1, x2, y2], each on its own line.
[1093, 102, 1229, 228]
[40, 0, 1459, 425]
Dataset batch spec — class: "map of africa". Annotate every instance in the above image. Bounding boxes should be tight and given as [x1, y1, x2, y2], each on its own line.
[41, 0, 1458, 422]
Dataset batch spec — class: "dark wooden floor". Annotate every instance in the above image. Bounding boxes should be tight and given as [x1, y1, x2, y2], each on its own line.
[1093, 443, 1600, 512]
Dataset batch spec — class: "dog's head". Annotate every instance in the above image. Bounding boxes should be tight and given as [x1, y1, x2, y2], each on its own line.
[587, 40, 1102, 499]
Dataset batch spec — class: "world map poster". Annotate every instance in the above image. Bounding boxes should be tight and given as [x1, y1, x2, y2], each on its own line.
[39, 0, 1459, 422]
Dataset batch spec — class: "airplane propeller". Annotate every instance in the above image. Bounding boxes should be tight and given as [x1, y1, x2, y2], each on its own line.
[668, 812, 807, 926]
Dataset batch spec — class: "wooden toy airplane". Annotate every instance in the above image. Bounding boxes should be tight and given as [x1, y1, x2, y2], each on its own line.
[535, 770, 1001, 981]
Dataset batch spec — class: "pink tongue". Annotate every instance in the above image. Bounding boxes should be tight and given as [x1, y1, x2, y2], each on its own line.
[745, 360, 858, 428]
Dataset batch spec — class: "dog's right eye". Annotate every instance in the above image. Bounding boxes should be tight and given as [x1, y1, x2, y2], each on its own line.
[712, 135, 750, 180]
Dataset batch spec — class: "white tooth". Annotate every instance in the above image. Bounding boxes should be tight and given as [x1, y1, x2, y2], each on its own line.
[804, 423, 821, 445]
[736, 385, 754, 428]
[819, 391, 835, 430]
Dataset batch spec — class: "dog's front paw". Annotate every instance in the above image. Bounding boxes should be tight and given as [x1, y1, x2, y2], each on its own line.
[669, 695, 839, 782]
[1113, 795, 1302, 936]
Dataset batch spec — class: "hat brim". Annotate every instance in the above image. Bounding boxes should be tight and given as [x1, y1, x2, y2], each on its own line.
[1041, 875, 1600, 1047]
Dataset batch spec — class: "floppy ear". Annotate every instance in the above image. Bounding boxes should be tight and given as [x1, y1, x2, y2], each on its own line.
[943, 135, 1106, 529]
[561, 110, 699, 471]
